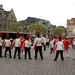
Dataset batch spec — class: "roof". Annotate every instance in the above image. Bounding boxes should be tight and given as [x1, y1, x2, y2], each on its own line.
[67, 18, 75, 23]
[1, 31, 31, 34]
[4, 10, 10, 18]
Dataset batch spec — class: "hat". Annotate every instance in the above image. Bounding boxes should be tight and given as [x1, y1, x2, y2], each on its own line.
[51, 35, 54, 39]
[52, 35, 54, 38]
[16, 32, 19, 35]
[21, 34, 24, 37]
[36, 30, 40, 37]
[43, 34, 46, 37]
[0, 32, 2, 36]
[6, 33, 10, 36]
[16, 32, 20, 38]
[26, 34, 30, 38]
[36, 30, 40, 35]
[58, 34, 62, 38]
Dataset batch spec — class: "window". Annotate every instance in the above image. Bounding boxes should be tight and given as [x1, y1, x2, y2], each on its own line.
[69, 26, 71, 28]
[70, 21, 73, 23]
[8, 20, 10, 22]
[4, 25, 6, 28]
[72, 26, 74, 29]
[68, 31, 71, 35]
[0, 13, 2, 16]
[0, 19, 2, 22]
[4, 19, 6, 23]
[11, 15, 13, 19]
[14, 21, 16, 22]
[11, 20, 13, 22]
[0, 24, 2, 28]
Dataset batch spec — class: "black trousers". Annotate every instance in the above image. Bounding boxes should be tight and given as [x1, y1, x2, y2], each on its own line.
[54, 50, 64, 61]
[24, 47, 31, 59]
[4, 47, 12, 58]
[35, 46, 43, 60]
[14, 47, 21, 58]
[50, 47, 53, 53]
[44, 45, 46, 50]
[0, 46, 2, 57]
[42, 43, 46, 51]
[46, 42, 49, 47]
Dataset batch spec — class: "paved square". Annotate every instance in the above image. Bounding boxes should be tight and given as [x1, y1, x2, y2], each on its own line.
[0, 45, 75, 75]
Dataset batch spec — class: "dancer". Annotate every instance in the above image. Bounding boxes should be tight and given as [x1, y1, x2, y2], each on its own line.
[63, 37, 70, 58]
[33, 30, 43, 60]
[13, 32, 21, 59]
[24, 34, 32, 60]
[4, 33, 12, 58]
[41, 34, 46, 51]
[53, 34, 64, 61]
[20, 35, 25, 56]
[50, 38, 54, 53]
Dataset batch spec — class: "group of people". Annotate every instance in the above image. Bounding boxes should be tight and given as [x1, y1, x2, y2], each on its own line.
[49, 34, 75, 61]
[0, 31, 50, 60]
[0, 31, 75, 61]
[0, 32, 32, 59]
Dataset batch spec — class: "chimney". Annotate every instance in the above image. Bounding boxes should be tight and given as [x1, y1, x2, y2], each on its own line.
[0, 4, 3, 8]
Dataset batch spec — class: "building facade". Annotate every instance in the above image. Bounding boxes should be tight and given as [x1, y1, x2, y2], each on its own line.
[50, 24, 56, 37]
[0, 4, 17, 31]
[67, 18, 75, 38]
[19, 17, 51, 36]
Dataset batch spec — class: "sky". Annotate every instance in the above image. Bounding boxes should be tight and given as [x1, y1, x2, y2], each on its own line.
[1, 0, 75, 28]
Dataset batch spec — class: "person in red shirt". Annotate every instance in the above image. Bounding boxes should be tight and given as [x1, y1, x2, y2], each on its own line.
[63, 37, 70, 58]
[0, 32, 3, 57]
[54, 37, 58, 46]
[20, 35, 25, 55]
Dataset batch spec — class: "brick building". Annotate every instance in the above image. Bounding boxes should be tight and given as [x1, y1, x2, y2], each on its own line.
[67, 18, 75, 38]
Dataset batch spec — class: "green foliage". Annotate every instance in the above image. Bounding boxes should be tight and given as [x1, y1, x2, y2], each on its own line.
[54, 27, 65, 36]
[28, 23, 47, 34]
[4, 22, 24, 32]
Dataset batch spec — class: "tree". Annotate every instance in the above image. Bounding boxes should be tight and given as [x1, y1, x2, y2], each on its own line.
[4, 22, 24, 32]
[54, 26, 65, 36]
[28, 23, 47, 34]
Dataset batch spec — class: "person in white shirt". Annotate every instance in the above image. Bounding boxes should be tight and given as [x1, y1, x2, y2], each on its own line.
[46, 37, 50, 48]
[54, 37, 64, 61]
[24, 34, 32, 60]
[4, 33, 12, 58]
[50, 38, 54, 53]
[33, 30, 43, 60]
[41, 34, 46, 51]
[13, 33, 21, 59]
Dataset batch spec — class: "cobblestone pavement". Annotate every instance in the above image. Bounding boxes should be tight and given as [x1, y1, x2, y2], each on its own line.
[0, 45, 75, 75]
